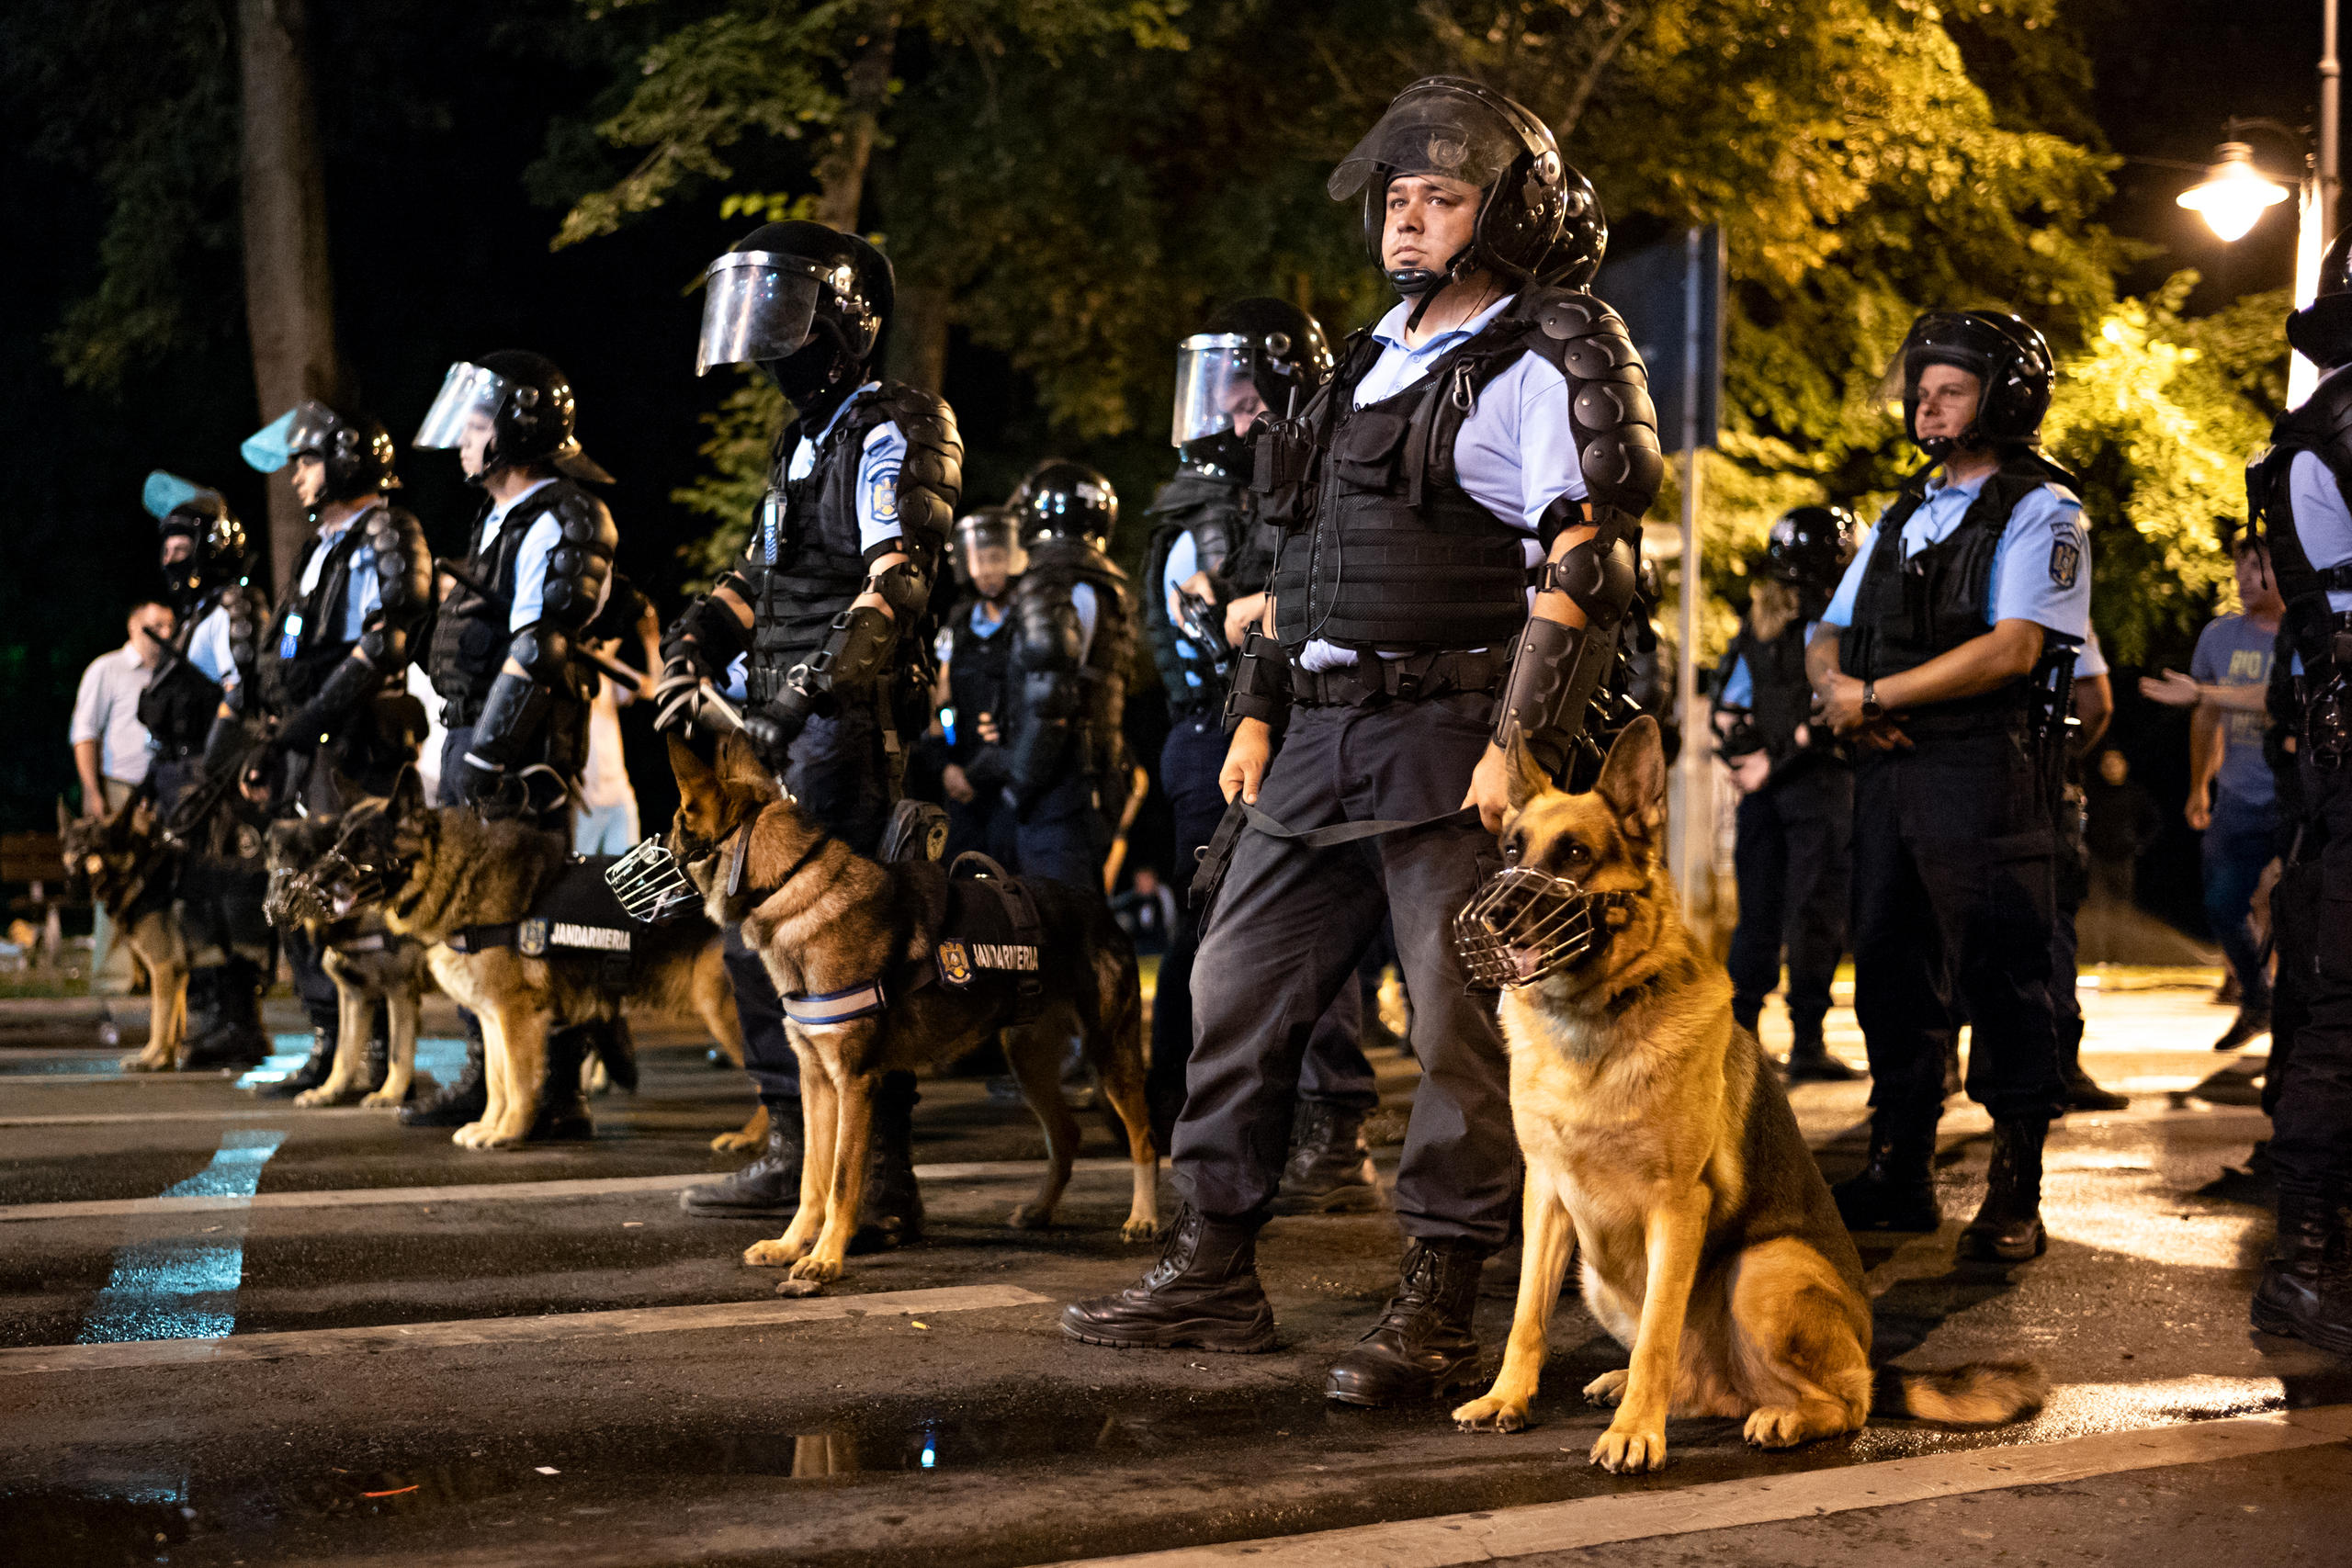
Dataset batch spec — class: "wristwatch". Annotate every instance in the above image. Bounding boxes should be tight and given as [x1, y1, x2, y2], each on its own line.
[1860, 681, 1883, 722]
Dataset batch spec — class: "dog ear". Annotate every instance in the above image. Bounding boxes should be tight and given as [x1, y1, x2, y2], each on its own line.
[715, 733, 779, 800]
[1501, 725, 1555, 814]
[56, 797, 73, 835]
[1593, 715, 1667, 843]
[668, 733, 718, 805]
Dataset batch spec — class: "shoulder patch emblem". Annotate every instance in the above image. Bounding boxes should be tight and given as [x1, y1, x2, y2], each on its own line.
[936, 940, 973, 987]
[518, 918, 550, 957]
[870, 472, 900, 521]
[2047, 538, 2081, 590]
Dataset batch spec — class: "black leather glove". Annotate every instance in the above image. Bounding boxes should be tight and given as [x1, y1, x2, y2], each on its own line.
[739, 680, 818, 772]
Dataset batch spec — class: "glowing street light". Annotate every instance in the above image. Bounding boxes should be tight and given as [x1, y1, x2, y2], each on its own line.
[2177, 142, 2293, 242]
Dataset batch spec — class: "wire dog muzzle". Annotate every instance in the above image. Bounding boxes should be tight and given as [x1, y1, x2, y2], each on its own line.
[605, 838, 702, 925]
[1453, 865, 1632, 989]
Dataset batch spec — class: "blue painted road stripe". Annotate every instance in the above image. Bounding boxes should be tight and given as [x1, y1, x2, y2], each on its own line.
[76, 1127, 288, 1345]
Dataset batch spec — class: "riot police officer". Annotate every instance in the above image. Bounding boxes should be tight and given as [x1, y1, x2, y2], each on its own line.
[937, 507, 1024, 864]
[238, 401, 434, 1099]
[139, 475, 272, 1069]
[1144, 301, 1381, 1209]
[659, 221, 962, 1242]
[978, 460, 1135, 893]
[2244, 231, 2352, 1355]
[1065, 77, 1662, 1406]
[2051, 631, 2131, 1111]
[1713, 506, 1860, 1082]
[1807, 310, 2090, 1261]
[405, 350, 621, 1137]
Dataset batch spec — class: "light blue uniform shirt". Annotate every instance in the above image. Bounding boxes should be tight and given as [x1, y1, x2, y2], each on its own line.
[1823, 471, 2091, 643]
[1300, 294, 1589, 671]
[2288, 450, 2352, 615]
[786, 383, 909, 557]
[186, 604, 238, 689]
[1716, 621, 1820, 709]
[1161, 531, 1206, 689]
[288, 507, 385, 650]
[477, 478, 560, 631]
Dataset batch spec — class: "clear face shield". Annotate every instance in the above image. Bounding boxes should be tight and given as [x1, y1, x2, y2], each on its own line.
[954, 512, 1026, 595]
[1170, 334, 1269, 446]
[1328, 83, 1521, 204]
[412, 361, 508, 468]
[240, 400, 341, 475]
[695, 252, 832, 377]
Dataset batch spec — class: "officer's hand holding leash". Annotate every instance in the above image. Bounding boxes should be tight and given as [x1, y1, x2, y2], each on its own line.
[1220, 718, 1272, 807]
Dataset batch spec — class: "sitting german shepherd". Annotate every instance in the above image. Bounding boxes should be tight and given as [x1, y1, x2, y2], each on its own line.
[667, 734, 1159, 1284]
[59, 796, 187, 1072]
[264, 814, 434, 1108]
[1451, 717, 2044, 1472]
[286, 768, 746, 1148]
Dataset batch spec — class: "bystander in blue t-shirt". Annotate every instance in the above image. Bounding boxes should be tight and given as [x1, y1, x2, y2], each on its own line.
[2188, 615, 2277, 811]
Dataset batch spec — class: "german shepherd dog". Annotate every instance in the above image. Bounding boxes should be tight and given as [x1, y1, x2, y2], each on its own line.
[667, 734, 1160, 1284]
[59, 796, 187, 1072]
[281, 768, 747, 1148]
[263, 814, 434, 1108]
[1451, 717, 2045, 1472]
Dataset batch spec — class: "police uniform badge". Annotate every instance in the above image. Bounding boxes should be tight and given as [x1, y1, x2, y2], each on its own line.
[936, 940, 974, 987]
[2047, 538, 2081, 590]
[518, 918, 550, 957]
[870, 469, 900, 522]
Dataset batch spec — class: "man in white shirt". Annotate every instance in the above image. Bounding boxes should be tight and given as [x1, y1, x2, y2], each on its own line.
[71, 602, 174, 994]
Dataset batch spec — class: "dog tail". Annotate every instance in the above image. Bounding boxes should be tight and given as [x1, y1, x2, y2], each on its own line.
[1876, 1361, 2049, 1427]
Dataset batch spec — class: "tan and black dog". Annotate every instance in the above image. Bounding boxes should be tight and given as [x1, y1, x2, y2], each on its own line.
[264, 814, 435, 1109]
[285, 769, 746, 1148]
[1451, 716, 2045, 1472]
[59, 796, 187, 1072]
[667, 734, 1159, 1284]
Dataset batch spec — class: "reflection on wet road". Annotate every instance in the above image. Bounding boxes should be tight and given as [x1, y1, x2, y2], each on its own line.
[78, 1128, 285, 1344]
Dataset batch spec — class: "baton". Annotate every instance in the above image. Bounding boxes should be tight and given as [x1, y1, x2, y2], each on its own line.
[436, 556, 649, 695]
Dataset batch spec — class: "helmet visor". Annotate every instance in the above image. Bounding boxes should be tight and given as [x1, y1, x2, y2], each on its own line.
[241, 400, 340, 474]
[696, 253, 826, 377]
[1171, 334, 1265, 446]
[1329, 82, 1523, 200]
[143, 470, 209, 524]
[412, 361, 509, 450]
[955, 512, 1028, 581]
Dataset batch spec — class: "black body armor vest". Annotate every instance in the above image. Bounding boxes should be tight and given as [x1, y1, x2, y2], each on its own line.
[1719, 618, 1825, 775]
[1007, 538, 1134, 788]
[1262, 288, 1662, 658]
[1142, 464, 1280, 712]
[2247, 372, 2352, 710]
[1842, 451, 2079, 737]
[431, 495, 540, 715]
[257, 513, 378, 716]
[741, 382, 963, 708]
[944, 595, 1014, 764]
[140, 584, 266, 758]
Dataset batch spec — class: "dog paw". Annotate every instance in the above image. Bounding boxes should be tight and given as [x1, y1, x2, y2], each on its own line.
[709, 1131, 761, 1154]
[787, 1255, 842, 1284]
[1007, 1203, 1051, 1231]
[743, 1238, 806, 1268]
[292, 1086, 340, 1109]
[1589, 1421, 1668, 1473]
[1119, 1216, 1162, 1244]
[359, 1089, 401, 1110]
[1451, 1393, 1529, 1433]
[1742, 1406, 1819, 1450]
[1582, 1370, 1630, 1407]
[119, 1051, 171, 1074]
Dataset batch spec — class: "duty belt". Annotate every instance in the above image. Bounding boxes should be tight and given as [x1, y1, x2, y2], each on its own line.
[1289, 649, 1504, 708]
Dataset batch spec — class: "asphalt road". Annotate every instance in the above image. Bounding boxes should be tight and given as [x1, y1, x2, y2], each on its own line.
[1, 980, 2343, 1568]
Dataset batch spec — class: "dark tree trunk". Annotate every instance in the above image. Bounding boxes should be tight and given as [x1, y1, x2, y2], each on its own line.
[813, 7, 899, 231]
[887, 284, 951, 393]
[237, 0, 345, 595]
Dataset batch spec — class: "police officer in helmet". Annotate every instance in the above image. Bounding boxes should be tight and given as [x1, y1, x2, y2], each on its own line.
[976, 459, 1135, 892]
[1065, 77, 1663, 1406]
[1144, 299, 1384, 1212]
[406, 349, 621, 1137]
[658, 220, 963, 1243]
[937, 506, 1025, 864]
[2243, 229, 2352, 1355]
[1807, 310, 2091, 1260]
[238, 400, 435, 1099]
[138, 475, 273, 1069]
[1713, 506, 1860, 1083]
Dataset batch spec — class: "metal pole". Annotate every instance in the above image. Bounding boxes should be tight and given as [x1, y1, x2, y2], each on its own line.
[1671, 227, 1710, 916]
[2324, 0, 2341, 242]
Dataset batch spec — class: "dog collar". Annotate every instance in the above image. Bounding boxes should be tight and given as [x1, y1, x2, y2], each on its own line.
[780, 980, 887, 1027]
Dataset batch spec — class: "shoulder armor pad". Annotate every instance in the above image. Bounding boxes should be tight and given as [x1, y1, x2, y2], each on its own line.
[368, 506, 433, 616]
[541, 481, 618, 552]
[1526, 287, 1666, 521]
[1522, 288, 1611, 344]
[871, 381, 964, 556]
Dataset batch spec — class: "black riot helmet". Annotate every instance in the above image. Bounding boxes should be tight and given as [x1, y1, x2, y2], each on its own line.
[696, 220, 894, 408]
[241, 400, 399, 502]
[1328, 76, 1606, 304]
[953, 506, 1029, 592]
[1171, 297, 1335, 470]
[412, 351, 614, 486]
[1889, 310, 2054, 459]
[1761, 506, 1857, 594]
[1014, 461, 1118, 548]
[2289, 227, 2352, 370]
[144, 471, 249, 609]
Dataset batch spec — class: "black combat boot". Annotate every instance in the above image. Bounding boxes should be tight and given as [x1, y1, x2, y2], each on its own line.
[1783, 1015, 1859, 1083]
[526, 1025, 597, 1142]
[1272, 1100, 1383, 1215]
[2060, 1032, 2129, 1111]
[1832, 1121, 1941, 1232]
[400, 1022, 488, 1128]
[679, 1100, 806, 1217]
[2252, 1192, 2352, 1354]
[1326, 1237, 1487, 1405]
[1732, 995, 1763, 1035]
[259, 1026, 334, 1098]
[1958, 1116, 2049, 1262]
[593, 1016, 639, 1094]
[2214, 1005, 2273, 1053]
[853, 1074, 925, 1252]
[180, 968, 267, 1070]
[1060, 1205, 1275, 1352]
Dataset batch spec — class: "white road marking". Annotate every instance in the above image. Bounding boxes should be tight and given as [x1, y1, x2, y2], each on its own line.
[1037, 1404, 2352, 1568]
[0, 1283, 1052, 1376]
[0, 1158, 1140, 1224]
[0, 1107, 384, 1129]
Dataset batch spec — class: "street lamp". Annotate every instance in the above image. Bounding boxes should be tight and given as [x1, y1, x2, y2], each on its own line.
[2177, 142, 2291, 242]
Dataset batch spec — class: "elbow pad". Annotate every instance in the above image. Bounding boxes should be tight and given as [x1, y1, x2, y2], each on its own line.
[1223, 627, 1292, 739]
[1495, 615, 1625, 780]
[465, 669, 552, 769]
[277, 654, 383, 754]
[665, 586, 751, 678]
[866, 556, 933, 623]
[1007, 671, 1078, 799]
[507, 623, 572, 687]
[802, 604, 899, 697]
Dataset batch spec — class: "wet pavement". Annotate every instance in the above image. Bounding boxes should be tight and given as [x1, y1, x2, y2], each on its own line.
[1, 978, 2344, 1567]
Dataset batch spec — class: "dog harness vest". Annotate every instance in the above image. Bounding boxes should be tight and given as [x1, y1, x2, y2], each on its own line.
[444, 856, 640, 984]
